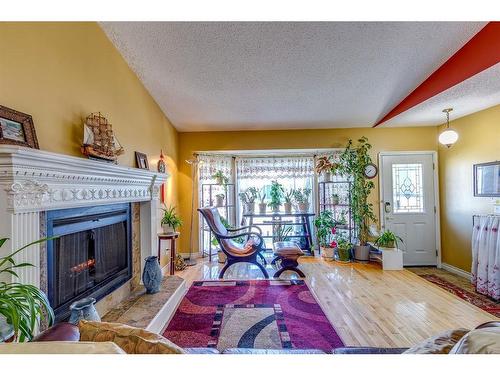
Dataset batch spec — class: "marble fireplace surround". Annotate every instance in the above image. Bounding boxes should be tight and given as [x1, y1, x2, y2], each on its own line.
[0, 145, 168, 295]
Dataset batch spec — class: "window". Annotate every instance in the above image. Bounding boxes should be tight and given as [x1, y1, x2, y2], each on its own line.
[392, 163, 424, 213]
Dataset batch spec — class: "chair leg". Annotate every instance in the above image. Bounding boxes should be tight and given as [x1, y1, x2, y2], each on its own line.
[218, 261, 232, 279]
[254, 259, 269, 279]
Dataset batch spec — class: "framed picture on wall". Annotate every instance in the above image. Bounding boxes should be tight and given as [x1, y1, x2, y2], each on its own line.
[473, 161, 500, 197]
[135, 151, 150, 170]
[0, 105, 39, 149]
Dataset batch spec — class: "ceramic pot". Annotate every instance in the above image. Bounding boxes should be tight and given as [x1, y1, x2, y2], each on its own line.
[215, 196, 224, 207]
[331, 196, 339, 205]
[271, 205, 280, 213]
[215, 177, 224, 185]
[69, 297, 100, 324]
[336, 246, 352, 262]
[142, 256, 162, 294]
[354, 245, 370, 262]
[284, 202, 292, 214]
[162, 224, 174, 234]
[323, 171, 332, 182]
[320, 246, 334, 259]
[0, 314, 14, 343]
[297, 202, 310, 213]
[258, 203, 267, 214]
[246, 202, 255, 214]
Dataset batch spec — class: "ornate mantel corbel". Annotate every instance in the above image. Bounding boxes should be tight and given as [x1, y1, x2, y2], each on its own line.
[6, 180, 49, 211]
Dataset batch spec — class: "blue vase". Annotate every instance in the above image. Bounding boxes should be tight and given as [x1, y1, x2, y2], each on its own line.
[69, 297, 100, 324]
[142, 256, 162, 294]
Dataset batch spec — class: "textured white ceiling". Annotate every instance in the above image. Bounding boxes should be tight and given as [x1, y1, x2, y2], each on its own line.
[101, 22, 487, 131]
[384, 63, 500, 127]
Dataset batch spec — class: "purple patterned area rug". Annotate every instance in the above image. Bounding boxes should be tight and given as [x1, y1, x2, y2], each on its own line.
[162, 279, 344, 352]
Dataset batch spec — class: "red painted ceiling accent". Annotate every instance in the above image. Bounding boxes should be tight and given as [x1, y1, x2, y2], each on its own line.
[374, 21, 500, 127]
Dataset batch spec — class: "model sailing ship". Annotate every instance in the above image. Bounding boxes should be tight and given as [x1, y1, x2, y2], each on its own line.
[81, 112, 124, 162]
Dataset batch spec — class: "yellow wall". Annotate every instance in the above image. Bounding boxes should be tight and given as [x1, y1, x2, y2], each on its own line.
[178, 127, 438, 254]
[438, 105, 500, 271]
[0, 22, 178, 267]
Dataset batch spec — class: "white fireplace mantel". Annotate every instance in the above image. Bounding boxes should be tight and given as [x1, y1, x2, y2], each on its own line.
[0, 145, 169, 287]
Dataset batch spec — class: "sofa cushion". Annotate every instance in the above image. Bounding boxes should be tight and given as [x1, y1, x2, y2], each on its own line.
[403, 329, 469, 354]
[79, 320, 185, 354]
[0, 341, 125, 354]
[450, 327, 500, 354]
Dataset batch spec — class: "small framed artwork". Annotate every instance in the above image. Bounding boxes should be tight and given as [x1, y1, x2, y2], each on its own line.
[473, 161, 500, 197]
[0, 105, 39, 149]
[135, 151, 149, 170]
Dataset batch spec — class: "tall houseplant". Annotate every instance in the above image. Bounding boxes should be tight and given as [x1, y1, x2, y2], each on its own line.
[0, 237, 54, 342]
[339, 136, 376, 261]
[268, 180, 284, 213]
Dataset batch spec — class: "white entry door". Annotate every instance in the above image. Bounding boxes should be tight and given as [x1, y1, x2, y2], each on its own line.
[379, 153, 438, 266]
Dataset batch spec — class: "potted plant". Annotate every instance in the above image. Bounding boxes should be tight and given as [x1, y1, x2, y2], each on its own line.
[268, 181, 283, 213]
[335, 236, 352, 263]
[215, 193, 225, 207]
[283, 189, 294, 214]
[239, 187, 258, 214]
[315, 156, 333, 182]
[275, 224, 293, 243]
[293, 187, 312, 213]
[314, 210, 337, 259]
[331, 194, 339, 205]
[374, 230, 403, 249]
[212, 170, 229, 185]
[161, 205, 183, 234]
[258, 188, 267, 214]
[0, 237, 54, 342]
[338, 136, 376, 262]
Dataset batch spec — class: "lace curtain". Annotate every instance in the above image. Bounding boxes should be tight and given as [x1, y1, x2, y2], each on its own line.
[198, 154, 233, 181]
[236, 156, 314, 179]
[471, 215, 500, 300]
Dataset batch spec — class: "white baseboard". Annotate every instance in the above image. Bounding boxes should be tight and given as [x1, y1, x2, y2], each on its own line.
[146, 278, 187, 334]
[441, 263, 471, 280]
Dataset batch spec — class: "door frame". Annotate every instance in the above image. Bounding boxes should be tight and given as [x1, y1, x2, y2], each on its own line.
[378, 151, 441, 267]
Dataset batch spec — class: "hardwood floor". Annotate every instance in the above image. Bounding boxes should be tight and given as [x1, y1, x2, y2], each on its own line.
[176, 254, 497, 348]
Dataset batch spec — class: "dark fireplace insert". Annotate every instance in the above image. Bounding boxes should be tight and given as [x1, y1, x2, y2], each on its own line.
[46, 203, 132, 322]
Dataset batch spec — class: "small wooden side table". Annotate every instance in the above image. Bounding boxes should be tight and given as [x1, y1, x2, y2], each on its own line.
[157, 232, 179, 275]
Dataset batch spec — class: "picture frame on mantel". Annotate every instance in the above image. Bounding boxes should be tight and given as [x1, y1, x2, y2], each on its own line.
[473, 161, 500, 197]
[135, 151, 150, 170]
[0, 105, 39, 149]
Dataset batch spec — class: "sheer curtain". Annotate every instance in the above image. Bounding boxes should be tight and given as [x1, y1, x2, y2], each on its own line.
[198, 153, 233, 182]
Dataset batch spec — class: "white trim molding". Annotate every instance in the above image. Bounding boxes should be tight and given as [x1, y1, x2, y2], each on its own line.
[441, 263, 472, 280]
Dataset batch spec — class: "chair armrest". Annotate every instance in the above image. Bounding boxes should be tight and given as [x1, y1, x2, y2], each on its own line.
[227, 225, 262, 234]
[219, 232, 265, 248]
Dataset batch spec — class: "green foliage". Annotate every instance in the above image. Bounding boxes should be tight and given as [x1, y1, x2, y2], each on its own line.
[239, 187, 258, 204]
[292, 188, 312, 204]
[283, 189, 295, 204]
[212, 170, 229, 185]
[275, 225, 293, 242]
[339, 136, 376, 245]
[268, 181, 284, 210]
[161, 205, 183, 231]
[0, 237, 54, 342]
[314, 210, 337, 247]
[374, 230, 403, 248]
[257, 188, 266, 204]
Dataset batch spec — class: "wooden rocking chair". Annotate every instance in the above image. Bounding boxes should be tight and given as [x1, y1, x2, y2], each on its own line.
[198, 207, 269, 279]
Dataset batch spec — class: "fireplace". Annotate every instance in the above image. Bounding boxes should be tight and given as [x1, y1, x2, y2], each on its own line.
[46, 203, 132, 321]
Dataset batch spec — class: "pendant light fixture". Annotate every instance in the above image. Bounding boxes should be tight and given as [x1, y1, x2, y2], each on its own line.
[438, 108, 459, 148]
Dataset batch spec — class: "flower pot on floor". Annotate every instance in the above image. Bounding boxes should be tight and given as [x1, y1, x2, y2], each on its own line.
[336, 246, 352, 263]
[284, 202, 292, 214]
[297, 202, 310, 213]
[258, 203, 267, 214]
[354, 244, 370, 262]
[321, 246, 334, 260]
[162, 224, 175, 234]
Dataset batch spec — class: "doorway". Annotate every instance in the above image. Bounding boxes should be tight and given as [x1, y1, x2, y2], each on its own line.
[379, 152, 440, 266]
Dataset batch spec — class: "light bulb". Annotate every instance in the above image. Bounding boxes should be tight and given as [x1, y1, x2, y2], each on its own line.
[438, 128, 459, 148]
